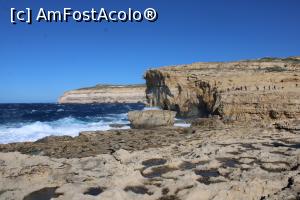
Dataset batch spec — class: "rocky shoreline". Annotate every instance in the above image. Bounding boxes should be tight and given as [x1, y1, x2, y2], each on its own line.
[1, 57, 300, 200]
[0, 120, 300, 200]
[145, 57, 300, 119]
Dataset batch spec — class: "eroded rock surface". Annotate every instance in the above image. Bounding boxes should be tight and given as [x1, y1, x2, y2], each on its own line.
[275, 119, 300, 134]
[128, 110, 177, 128]
[1, 124, 300, 200]
[0, 127, 189, 158]
[145, 57, 300, 120]
[59, 84, 146, 104]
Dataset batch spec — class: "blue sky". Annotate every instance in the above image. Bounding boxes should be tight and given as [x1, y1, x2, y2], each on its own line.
[0, 0, 300, 103]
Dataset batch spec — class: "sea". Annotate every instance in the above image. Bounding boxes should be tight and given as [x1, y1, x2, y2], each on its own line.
[0, 103, 190, 144]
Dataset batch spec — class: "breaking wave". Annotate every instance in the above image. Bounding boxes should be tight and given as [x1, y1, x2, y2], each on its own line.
[0, 103, 144, 144]
[0, 115, 130, 144]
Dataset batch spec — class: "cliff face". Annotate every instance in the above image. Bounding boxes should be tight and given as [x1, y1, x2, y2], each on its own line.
[59, 84, 146, 104]
[145, 57, 300, 121]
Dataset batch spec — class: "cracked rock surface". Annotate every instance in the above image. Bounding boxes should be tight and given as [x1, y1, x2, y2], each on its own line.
[0, 123, 300, 200]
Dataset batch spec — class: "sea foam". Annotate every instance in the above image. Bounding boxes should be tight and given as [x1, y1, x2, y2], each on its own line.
[0, 115, 129, 144]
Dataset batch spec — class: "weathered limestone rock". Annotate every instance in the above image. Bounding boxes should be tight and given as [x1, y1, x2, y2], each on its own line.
[275, 119, 300, 131]
[128, 110, 176, 128]
[191, 117, 224, 128]
[59, 84, 146, 104]
[1, 124, 300, 200]
[0, 127, 188, 158]
[144, 57, 300, 121]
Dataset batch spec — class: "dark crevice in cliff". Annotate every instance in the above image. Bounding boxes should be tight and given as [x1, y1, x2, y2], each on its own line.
[145, 70, 221, 117]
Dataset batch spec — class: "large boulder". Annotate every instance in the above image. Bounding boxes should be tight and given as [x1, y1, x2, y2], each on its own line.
[128, 110, 177, 128]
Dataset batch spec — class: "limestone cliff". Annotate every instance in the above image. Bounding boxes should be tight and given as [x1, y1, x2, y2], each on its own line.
[145, 57, 300, 121]
[59, 84, 146, 104]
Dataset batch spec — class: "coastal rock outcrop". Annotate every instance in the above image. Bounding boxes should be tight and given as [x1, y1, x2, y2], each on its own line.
[59, 84, 146, 104]
[128, 110, 177, 128]
[144, 57, 300, 121]
[1, 123, 300, 200]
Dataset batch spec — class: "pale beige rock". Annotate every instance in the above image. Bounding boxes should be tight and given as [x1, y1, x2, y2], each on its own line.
[59, 84, 146, 104]
[1, 124, 300, 200]
[128, 110, 177, 128]
[144, 57, 300, 121]
[113, 149, 133, 164]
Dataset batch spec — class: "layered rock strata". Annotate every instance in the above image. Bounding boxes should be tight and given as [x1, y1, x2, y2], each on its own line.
[58, 84, 146, 104]
[144, 57, 300, 121]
